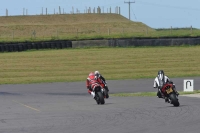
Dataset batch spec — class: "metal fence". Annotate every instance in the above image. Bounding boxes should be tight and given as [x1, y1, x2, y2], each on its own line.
[2, 6, 121, 16]
[0, 27, 153, 41]
[0, 27, 198, 42]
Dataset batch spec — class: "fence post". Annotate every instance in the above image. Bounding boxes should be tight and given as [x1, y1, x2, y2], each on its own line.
[6, 9, 8, 16]
[59, 6, 61, 14]
[32, 30, 36, 39]
[23, 8, 25, 16]
[76, 29, 78, 37]
[116, 6, 119, 14]
[97, 6, 100, 13]
[42, 7, 43, 15]
[191, 25, 193, 34]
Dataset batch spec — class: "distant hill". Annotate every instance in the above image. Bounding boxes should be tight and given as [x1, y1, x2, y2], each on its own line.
[0, 13, 150, 26]
[0, 14, 155, 41]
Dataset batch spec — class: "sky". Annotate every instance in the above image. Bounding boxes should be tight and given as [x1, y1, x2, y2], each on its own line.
[0, 0, 200, 29]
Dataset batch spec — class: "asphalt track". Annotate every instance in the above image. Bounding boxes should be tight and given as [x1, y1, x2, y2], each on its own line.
[0, 77, 200, 133]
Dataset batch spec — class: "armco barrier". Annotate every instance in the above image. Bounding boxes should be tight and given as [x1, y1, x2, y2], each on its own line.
[107, 38, 200, 47]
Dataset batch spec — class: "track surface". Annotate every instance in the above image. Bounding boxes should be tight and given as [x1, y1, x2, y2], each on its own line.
[0, 77, 200, 133]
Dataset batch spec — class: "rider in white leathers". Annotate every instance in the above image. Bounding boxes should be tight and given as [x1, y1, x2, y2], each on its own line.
[153, 70, 179, 101]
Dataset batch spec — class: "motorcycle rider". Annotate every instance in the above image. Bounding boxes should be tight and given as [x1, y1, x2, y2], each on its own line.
[94, 71, 109, 98]
[153, 70, 179, 102]
[86, 72, 103, 99]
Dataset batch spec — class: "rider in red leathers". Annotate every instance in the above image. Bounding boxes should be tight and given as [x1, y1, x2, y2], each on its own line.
[86, 72, 104, 99]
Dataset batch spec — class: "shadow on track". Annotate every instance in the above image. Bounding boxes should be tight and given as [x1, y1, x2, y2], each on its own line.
[0, 92, 21, 96]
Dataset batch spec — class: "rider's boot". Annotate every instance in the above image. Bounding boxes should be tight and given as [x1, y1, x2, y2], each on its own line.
[106, 93, 109, 99]
[157, 90, 165, 98]
[165, 97, 169, 103]
[91, 91, 95, 99]
[104, 86, 109, 98]
[157, 91, 162, 98]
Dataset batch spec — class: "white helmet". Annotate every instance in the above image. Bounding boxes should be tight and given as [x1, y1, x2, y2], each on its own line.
[94, 71, 100, 75]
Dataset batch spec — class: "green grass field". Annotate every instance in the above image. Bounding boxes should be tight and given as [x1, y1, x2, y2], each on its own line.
[0, 46, 200, 84]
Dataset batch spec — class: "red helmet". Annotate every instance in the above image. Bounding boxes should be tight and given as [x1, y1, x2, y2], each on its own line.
[88, 72, 95, 80]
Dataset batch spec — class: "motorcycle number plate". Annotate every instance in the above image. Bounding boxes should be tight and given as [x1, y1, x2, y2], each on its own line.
[166, 87, 173, 94]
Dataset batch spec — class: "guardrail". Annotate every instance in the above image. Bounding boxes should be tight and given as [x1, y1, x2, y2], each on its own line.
[72, 37, 200, 48]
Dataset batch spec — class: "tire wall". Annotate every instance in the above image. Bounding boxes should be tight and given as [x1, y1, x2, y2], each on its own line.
[0, 41, 72, 52]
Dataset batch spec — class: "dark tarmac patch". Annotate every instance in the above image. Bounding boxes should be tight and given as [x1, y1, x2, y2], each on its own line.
[0, 92, 21, 96]
[0, 119, 6, 123]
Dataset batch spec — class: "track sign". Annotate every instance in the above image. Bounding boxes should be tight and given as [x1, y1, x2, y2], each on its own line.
[183, 79, 194, 92]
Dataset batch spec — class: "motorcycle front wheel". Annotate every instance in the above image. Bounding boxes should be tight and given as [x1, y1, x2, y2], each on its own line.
[169, 93, 179, 107]
[96, 91, 105, 105]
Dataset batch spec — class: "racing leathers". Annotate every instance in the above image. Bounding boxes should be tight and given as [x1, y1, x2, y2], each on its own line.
[95, 74, 109, 92]
[153, 75, 179, 99]
[95, 73, 109, 98]
[154, 75, 170, 98]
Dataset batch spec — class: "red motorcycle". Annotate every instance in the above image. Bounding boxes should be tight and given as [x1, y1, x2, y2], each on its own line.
[161, 83, 180, 107]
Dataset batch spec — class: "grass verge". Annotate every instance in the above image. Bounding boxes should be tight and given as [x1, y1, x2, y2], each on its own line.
[0, 46, 200, 84]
